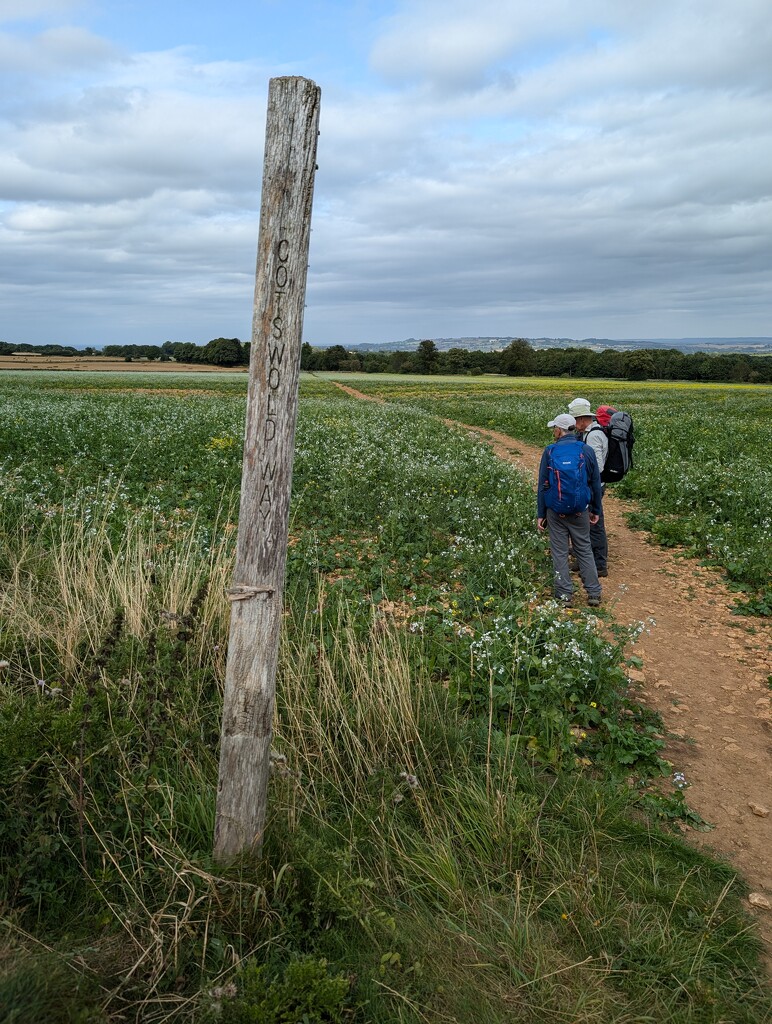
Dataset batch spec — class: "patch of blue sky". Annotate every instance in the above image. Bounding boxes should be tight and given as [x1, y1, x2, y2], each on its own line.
[586, 26, 614, 46]
[85, 0, 392, 84]
[1, 0, 393, 90]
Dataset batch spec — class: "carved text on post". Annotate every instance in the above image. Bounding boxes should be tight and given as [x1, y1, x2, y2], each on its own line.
[259, 238, 290, 523]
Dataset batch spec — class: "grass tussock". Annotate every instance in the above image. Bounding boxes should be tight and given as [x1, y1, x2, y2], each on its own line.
[0, 486, 233, 681]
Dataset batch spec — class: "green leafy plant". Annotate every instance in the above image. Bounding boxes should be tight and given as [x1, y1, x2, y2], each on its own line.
[213, 957, 351, 1024]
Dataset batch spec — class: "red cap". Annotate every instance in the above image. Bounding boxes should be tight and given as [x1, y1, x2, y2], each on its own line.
[595, 405, 616, 427]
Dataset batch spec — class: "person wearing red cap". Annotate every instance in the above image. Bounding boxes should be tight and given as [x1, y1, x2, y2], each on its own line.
[595, 405, 616, 428]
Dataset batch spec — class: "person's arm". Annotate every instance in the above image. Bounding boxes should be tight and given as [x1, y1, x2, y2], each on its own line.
[586, 426, 607, 473]
[585, 445, 602, 516]
[536, 448, 549, 527]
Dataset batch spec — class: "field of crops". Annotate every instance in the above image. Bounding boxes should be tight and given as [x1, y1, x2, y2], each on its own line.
[327, 373, 772, 614]
[1, 369, 771, 1022]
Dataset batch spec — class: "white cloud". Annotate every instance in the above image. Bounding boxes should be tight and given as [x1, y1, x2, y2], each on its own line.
[371, 0, 772, 93]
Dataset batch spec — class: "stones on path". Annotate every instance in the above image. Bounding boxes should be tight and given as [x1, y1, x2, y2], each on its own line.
[749, 803, 770, 818]
[749, 893, 772, 911]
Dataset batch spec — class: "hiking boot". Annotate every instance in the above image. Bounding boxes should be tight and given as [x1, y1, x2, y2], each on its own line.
[557, 595, 573, 608]
[587, 595, 602, 608]
[596, 568, 608, 578]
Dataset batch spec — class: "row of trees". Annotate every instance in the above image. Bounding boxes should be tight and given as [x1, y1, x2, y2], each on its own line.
[0, 342, 90, 356]
[0, 339, 250, 367]
[102, 339, 250, 366]
[3, 337, 771, 382]
[301, 339, 772, 383]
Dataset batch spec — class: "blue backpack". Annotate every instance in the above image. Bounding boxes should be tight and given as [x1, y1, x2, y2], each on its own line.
[544, 439, 591, 515]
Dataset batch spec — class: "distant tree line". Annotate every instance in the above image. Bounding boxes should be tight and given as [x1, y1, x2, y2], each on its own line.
[3, 336, 770, 382]
[301, 338, 772, 383]
[0, 342, 90, 356]
[102, 339, 250, 367]
[0, 339, 250, 367]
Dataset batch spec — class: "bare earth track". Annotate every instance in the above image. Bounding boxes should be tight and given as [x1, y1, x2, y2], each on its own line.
[334, 382, 772, 964]
[0, 354, 248, 373]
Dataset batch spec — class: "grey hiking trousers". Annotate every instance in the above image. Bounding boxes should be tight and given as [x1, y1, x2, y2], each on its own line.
[546, 508, 601, 600]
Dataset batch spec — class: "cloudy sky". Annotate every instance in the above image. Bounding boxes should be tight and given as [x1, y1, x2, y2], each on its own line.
[1, 0, 770, 348]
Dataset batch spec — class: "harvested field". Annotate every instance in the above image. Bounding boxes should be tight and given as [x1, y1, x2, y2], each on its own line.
[0, 354, 248, 373]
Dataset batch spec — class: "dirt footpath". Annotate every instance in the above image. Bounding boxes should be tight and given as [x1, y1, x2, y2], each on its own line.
[459, 421, 772, 963]
[335, 384, 772, 961]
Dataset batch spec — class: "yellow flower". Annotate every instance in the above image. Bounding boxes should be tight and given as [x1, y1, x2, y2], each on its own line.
[206, 436, 237, 452]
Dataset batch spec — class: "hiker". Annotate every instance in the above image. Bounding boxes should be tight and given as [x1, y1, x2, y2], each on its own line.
[536, 413, 603, 608]
[567, 397, 608, 577]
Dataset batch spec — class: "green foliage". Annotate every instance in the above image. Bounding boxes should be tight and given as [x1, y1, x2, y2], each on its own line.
[0, 615, 223, 925]
[623, 349, 656, 380]
[203, 337, 247, 366]
[214, 958, 351, 1023]
[0, 954, 100, 1024]
[414, 339, 439, 374]
[499, 337, 536, 376]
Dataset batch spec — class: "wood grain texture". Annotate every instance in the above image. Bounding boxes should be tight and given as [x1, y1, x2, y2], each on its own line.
[214, 76, 320, 862]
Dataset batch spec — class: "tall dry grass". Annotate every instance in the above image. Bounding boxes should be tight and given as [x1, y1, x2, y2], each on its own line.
[0, 488, 233, 679]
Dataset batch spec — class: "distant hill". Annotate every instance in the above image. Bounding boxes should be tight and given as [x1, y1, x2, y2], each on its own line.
[348, 336, 772, 356]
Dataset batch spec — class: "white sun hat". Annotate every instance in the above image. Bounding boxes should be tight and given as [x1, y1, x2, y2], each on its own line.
[568, 398, 594, 417]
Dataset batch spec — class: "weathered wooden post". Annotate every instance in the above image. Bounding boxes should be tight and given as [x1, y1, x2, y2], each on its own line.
[214, 76, 320, 862]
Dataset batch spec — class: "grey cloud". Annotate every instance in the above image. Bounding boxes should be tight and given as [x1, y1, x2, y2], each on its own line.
[1, 84, 263, 203]
[306, 58, 772, 339]
[0, 201, 258, 344]
[0, 26, 121, 74]
[0, 0, 81, 22]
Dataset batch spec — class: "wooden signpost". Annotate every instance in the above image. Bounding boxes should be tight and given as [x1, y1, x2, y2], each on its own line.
[214, 76, 321, 862]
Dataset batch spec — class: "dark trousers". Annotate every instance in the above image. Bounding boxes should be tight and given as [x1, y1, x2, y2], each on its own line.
[590, 500, 608, 572]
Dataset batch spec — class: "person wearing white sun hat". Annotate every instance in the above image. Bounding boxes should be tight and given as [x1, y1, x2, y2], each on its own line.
[567, 397, 608, 577]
